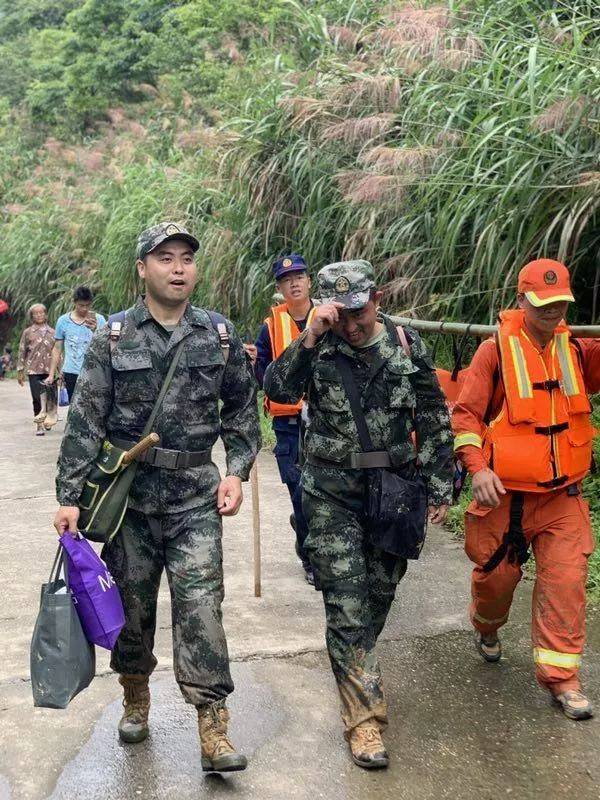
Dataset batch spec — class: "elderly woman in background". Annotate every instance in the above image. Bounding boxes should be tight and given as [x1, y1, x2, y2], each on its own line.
[17, 304, 57, 436]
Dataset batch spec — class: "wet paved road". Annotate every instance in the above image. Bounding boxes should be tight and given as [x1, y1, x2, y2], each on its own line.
[0, 379, 599, 799]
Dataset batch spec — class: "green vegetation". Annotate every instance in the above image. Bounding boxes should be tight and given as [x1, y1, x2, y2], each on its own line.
[0, 0, 597, 329]
[0, 0, 598, 594]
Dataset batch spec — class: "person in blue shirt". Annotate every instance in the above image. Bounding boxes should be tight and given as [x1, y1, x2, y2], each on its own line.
[246, 254, 316, 585]
[47, 286, 106, 401]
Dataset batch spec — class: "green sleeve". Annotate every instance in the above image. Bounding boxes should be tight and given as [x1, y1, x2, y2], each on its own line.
[408, 331, 454, 506]
[219, 322, 261, 481]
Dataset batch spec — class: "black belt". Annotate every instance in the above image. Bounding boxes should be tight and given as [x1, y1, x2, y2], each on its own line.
[306, 450, 392, 469]
[110, 438, 212, 469]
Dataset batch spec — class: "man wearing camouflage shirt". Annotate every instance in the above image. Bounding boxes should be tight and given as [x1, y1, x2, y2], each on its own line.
[264, 260, 453, 769]
[54, 222, 260, 773]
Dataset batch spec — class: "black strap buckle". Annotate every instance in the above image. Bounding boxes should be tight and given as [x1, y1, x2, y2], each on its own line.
[148, 447, 182, 469]
[534, 422, 569, 436]
[537, 475, 568, 488]
[532, 379, 560, 391]
[348, 451, 392, 468]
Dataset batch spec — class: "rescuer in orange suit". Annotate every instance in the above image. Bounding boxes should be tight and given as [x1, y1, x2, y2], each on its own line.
[453, 259, 600, 720]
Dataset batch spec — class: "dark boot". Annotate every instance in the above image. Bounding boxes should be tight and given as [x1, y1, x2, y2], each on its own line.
[474, 630, 502, 663]
[118, 674, 150, 743]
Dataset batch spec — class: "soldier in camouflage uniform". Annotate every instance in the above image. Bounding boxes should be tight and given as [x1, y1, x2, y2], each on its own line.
[264, 260, 453, 769]
[54, 222, 260, 773]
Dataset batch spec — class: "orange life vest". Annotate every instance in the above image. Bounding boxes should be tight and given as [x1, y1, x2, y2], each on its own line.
[436, 367, 468, 412]
[483, 309, 593, 492]
[264, 303, 315, 417]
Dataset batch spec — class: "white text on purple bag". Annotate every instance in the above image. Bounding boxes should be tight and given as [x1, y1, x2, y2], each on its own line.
[98, 570, 116, 592]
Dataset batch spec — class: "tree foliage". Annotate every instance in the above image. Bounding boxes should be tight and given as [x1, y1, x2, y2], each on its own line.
[0, 0, 597, 333]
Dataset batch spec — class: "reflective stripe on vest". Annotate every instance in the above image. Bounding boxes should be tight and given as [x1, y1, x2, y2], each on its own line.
[555, 331, 581, 397]
[264, 304, 315, 417]
[507, 336, 533, 399]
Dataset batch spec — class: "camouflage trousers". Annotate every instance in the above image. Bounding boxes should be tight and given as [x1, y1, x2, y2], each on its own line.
[302, 472, 407, 736]
[102, 504, 234, 707]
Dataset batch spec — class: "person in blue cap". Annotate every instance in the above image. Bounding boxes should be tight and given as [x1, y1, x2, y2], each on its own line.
[247, 253, 316, 584]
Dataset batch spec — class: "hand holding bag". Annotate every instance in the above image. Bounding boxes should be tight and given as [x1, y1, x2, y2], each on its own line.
[30, 545, 95, 708]
[60, 533, 125, 650]
[58, 382, 69, 407]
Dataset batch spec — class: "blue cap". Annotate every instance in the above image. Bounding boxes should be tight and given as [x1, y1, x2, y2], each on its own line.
[272, 253, 308, 281]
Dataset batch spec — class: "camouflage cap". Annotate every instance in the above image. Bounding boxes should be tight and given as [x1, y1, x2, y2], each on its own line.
[317, 260, 375, 309]
[136, 222, 200, 260]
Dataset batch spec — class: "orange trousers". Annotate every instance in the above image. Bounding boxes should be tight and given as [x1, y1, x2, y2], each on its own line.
[465, 486, 594, 693]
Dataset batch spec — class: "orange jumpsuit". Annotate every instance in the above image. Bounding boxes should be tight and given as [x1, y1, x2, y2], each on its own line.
[453, 329, 600, 693]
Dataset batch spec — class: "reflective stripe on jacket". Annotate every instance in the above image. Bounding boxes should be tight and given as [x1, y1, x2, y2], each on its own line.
[464, 309, 593, 491]
[264, 303, 315, 417]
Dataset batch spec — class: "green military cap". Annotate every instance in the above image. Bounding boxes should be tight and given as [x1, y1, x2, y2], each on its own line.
[136, 222, 200, 260]
[317, 259, 375, 309]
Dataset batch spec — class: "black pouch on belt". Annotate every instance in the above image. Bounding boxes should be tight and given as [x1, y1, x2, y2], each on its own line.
[367, 463, 428, 559]
[334, 351, 428, 559]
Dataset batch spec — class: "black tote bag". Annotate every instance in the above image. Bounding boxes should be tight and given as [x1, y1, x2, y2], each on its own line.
[30, 545, 96, 708]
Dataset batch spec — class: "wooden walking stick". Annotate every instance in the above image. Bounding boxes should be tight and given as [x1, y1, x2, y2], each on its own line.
[250, 462, 261, 598]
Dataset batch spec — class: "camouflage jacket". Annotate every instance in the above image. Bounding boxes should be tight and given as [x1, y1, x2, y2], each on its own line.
[264, 314, 453, 505]
[56, 297, 260, 514]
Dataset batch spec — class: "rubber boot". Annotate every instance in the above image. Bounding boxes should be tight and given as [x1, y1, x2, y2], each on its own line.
[197, 702, 247, 772]
[348, 720, 389, 769]
[118, 674, 150, 743]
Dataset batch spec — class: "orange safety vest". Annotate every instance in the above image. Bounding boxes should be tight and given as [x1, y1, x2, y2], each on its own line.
[264, 303, 316, 417]
[483, 309, 593, 492]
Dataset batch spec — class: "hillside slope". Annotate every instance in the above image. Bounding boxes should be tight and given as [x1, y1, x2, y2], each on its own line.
[0, 0, 598, 331]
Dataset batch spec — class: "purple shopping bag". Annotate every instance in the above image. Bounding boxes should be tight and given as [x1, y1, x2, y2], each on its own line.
[59, 533, 125, 650]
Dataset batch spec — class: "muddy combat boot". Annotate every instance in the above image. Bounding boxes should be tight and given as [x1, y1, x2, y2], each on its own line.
[198, 702, 247, 772]
[118, 674, 150, 743]
[348, 720, 389, 769]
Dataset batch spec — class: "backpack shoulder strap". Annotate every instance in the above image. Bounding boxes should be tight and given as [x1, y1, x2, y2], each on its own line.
[334, 351, 374, 452]
[395, 325, 412, 359]
[206, 310, 230, 364]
